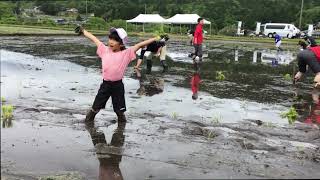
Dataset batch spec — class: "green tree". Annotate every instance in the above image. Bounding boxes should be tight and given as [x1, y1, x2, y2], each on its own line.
[0, 2, 14, 19]
[36, 1, 63, 15]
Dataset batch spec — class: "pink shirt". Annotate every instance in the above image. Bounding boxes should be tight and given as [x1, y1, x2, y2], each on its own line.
[96, 43, 136, 81]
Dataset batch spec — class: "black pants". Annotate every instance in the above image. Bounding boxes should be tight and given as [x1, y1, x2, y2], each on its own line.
[92, 80, 126, 113]
[193, 44, 203, 58]
[298, 49, 320, 74]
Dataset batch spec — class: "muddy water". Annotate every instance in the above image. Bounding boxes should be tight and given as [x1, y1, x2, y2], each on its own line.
[1, 36, 320, 179]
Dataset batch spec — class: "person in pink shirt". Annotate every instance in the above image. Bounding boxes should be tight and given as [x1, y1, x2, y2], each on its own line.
[75, 26, 161, 123]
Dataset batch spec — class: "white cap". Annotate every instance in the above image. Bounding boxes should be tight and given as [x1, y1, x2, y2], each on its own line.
[109, 28, 128, 45]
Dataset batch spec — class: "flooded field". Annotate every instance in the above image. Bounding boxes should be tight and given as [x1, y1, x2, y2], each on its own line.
[1, 36, 319, 179]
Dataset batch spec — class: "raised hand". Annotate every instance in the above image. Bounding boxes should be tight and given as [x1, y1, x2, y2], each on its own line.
[75, 25, 84, 35]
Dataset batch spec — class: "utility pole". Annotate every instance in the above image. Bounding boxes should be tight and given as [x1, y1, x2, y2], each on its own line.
[299, 0, 304, 29]
[86, 0, 88, 17]
[144, 4, 146, 14]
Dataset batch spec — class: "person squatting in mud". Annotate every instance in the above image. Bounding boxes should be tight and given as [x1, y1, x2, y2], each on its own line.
[304, 35, 318, 47]
[298, 40, 308, 50]
[294, 42, 320, 87]
[74, 25, 162, 123]
[134, 34, 169, 74]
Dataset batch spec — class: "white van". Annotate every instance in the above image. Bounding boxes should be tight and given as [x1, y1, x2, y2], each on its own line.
[263, 23, 300, 38]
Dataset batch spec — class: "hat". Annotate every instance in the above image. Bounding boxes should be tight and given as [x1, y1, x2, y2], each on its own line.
[109, 28, 128, 45]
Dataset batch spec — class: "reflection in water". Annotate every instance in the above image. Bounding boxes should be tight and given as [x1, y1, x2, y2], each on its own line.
[1, 118, 13, 128]
[85, 121, 126, 180]
[134, 69, 164, 96]
[226, 49, 294, 66]
[253, 50, 258, 63]
[305, 89, 320, 125]
[234, 49, 239, 62]
[191, 72, 201, 100]
[293, 88, 320, 126]
[260, 50, 295, 65]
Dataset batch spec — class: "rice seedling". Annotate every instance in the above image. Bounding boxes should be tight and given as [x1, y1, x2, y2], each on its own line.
[1, 105, 14, 121]
[216, 71, 225, 81]
[172, 112, 178, 120]
[284, 73, 292, 81]
[207, 131, 215, 139]
[281, 106, 298, 125]
[211, 114, 222, 124]
[1, 97, 5, 103]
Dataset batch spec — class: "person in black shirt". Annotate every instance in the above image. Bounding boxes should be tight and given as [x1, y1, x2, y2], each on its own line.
[304, 35, 317, 47]
[134, 35, 169, 74]
[294, 46, 320, 88]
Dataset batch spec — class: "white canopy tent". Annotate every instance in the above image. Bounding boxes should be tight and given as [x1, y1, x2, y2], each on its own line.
[165, 14, 212, 34]
[126, 14, 166, 32]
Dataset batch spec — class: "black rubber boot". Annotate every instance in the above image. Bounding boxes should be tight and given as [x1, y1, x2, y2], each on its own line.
[193, 62, 201, 72]
[160, 60, 168, 73]
[85, 109, 98, 122]
[84, 120, 107, 145]
[146, 59, 152, 74]
[116, 112, 126, 123]
[199, 56, 203, 63]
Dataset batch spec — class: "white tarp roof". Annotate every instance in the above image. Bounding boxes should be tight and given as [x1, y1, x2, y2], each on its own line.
[165, 14, 211, 24]
[127, 14, 166, 23]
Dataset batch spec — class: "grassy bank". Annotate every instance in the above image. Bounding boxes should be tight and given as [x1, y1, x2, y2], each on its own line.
[0, 24, 302, 45]
[0, 24, 109, 36]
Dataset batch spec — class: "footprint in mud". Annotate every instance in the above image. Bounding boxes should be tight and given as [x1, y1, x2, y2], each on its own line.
[23, 108, 41, 113]
[234, 138, 278, 151]
[182, 126, 205, 136]
[199, 100, 225, 109]
[130, 96, 141, 99]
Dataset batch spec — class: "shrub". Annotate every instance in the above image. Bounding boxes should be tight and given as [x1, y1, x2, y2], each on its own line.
[218, 24, 237, 36]
[0, 16, 18, 24]
[85, 17, 107, 30]
[21, 17, 39, 25]
[109, 19, 126, 29]
[76, 14, 83, 21]
[41, 18, 56, 26]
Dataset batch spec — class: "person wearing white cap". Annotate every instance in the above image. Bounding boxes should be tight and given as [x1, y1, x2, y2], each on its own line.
[134, 34, 169, 74]
[75, 25, 162, 123]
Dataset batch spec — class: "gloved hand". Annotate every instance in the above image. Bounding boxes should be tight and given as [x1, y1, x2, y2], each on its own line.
[160, 34, 169, 42]
[75, 25, 84, 35]
[294, 72, 303, 83]
[155, 35, 161, 41]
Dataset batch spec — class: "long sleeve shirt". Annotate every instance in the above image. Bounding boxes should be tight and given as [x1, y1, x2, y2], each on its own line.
[193, 24, 203, 45]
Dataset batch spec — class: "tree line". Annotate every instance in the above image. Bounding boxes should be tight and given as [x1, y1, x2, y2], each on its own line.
[1, 0, 319, 30]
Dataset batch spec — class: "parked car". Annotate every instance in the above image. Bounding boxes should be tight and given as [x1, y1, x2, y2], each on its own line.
[312, 31, 320, 38]
[263, 23, 300, 38]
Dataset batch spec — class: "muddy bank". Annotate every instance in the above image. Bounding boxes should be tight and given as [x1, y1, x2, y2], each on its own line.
[2, 105, 320, 179]
[1, 37, 320, 179]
